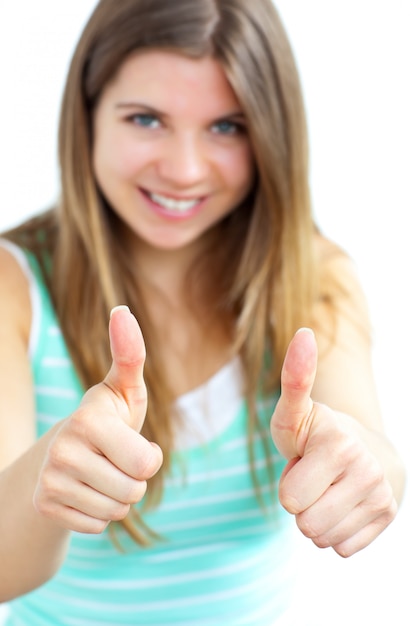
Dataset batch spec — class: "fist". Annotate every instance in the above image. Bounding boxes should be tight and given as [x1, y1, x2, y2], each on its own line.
[270, 328, 396, 557]
[33, 306, 163, 533]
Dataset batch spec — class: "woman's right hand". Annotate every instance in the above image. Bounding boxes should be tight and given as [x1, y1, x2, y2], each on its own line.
[33, 306, 163, 534]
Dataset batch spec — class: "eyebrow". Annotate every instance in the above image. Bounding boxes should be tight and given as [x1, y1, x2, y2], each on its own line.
[115, 102, 167, 116]
[115, 101, 246, 122]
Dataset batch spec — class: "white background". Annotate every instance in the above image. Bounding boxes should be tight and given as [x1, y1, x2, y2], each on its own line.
[0, 1, 409, 624]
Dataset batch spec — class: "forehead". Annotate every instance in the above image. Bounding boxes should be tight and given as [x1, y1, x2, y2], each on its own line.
[102, 50, 242, 116]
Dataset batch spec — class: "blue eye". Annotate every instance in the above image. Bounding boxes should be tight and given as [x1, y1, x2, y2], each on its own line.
[212, 120, 240, 135]
[130, 113, 161, 129]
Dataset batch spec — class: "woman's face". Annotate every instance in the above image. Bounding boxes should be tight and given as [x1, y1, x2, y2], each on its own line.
[92, 50, 255, 252]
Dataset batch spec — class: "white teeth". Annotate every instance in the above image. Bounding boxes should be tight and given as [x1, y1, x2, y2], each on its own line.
[149, 192, 200, 212]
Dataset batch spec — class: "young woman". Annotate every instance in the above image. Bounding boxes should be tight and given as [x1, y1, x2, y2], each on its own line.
[0, 0, 405, 624]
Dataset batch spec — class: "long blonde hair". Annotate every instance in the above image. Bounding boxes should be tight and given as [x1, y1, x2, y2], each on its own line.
[5, 0, 319, 543]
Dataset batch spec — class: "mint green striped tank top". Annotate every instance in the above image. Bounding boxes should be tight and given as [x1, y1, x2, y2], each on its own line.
[5, 246, 298, 626]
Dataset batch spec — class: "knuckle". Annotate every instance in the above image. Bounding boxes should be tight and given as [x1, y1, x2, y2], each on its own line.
[92, 520, 110, 534]
[362, 457, 385, 491]
[32, 487, 63, 522]
[362, 480, 396, 518]
[312, 534, 332, 549]
[47, 439, 72, 470]
[278, 477, 303, 515]
[382, 507, 397, 530]
[333, 543, 353, 558]
[296, 512, 323, 539]
[110, 502, 131, 522]
[135, 454, 151, 480]
[278, 489, 302, 515]
[32, 489, 50, 516]
[124, 480, 147, 504]
[133, 480, 148, 503]
[35, 463, 66, 505]
[336, 434, 362, 467]
[375, 488, 397, 520]
[136, 444, 162, 480]
[69, 406, 95, 439]
[378, 486, 395, 512]
[388, 496, 398, 519]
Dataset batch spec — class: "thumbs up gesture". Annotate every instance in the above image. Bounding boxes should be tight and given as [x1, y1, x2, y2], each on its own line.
[270, 328, 396, 557]
[34, 306, 163, 533]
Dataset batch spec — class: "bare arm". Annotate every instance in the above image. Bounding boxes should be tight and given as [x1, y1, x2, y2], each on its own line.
[0, 249, 162, 601]
[312, 249, 406, 503]
[0, 247, 70, 599]
[270, 241, 406, 557]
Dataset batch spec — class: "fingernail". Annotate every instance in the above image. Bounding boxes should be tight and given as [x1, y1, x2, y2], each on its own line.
[110, 305, 130, 319]
[295, 327, 314, 336]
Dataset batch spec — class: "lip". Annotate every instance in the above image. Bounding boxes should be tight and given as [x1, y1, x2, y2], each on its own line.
[139, 187, 207, 220]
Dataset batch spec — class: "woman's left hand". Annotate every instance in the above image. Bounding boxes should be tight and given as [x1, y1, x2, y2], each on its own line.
[270, 328, 397, 557]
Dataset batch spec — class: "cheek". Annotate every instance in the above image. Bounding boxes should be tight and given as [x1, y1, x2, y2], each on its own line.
[220, 146, 255, 194]
[94, 129, 153, 183]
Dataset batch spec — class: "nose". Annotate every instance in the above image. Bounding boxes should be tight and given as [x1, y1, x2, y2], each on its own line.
[157, 133, 209, 188]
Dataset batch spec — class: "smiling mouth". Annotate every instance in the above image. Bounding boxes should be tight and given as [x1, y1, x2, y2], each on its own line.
[146, 190, 203, 213]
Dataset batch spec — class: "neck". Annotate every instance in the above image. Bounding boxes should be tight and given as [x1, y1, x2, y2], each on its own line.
[126, 226, 219, 307]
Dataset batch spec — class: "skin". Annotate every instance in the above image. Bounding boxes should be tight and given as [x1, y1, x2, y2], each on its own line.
[93, 51, 256, 394]
[92, 51, 255, 255]
[273, 325, 400, 556]
[0, 51, 405, 601]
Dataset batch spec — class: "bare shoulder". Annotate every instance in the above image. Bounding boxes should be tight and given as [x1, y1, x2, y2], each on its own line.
[0, 243, 32, 344]
[314, 232, 363, 286]
[0, 243, 36, 469]
[313, 232, 371, 337]
[311, 234, 383, 428]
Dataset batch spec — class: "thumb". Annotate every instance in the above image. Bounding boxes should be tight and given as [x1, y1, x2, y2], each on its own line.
[270, 328, 317, 460]
[104, 305, 147, 431]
